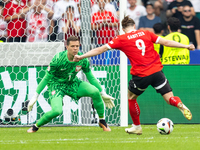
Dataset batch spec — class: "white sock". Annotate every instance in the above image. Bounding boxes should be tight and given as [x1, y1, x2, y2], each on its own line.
[99, 117, 105, 120]
[35, 124, 39, 128]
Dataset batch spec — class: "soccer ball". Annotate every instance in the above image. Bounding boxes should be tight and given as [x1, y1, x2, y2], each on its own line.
[157, 118, 174, 135]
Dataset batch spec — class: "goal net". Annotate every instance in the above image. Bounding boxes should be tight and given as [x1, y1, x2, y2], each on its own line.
[0, 0, 125, 126]
[0, 43, 121, 126]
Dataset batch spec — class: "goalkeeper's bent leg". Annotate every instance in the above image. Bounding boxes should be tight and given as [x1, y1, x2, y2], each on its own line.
[36, 96, 63, 127]
[77, 81, 104, 118]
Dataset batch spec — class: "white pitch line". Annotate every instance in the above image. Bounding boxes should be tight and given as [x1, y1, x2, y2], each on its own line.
[1, 137, 200, 145]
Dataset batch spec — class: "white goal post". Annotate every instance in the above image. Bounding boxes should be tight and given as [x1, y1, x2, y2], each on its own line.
[119, 0, 128, 127]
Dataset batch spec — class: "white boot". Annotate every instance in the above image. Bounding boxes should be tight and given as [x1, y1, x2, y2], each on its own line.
[125, 124, 142, 135]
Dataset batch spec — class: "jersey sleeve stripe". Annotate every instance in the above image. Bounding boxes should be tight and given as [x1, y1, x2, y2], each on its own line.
[106, 44, 112, 49]
[155, 36, 161, 44]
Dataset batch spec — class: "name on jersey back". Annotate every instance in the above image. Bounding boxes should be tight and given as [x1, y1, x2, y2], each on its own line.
[127, 31, 145, 40]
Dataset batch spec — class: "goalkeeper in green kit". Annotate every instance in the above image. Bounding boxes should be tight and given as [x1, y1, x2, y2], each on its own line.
[27, 36, 114, 133]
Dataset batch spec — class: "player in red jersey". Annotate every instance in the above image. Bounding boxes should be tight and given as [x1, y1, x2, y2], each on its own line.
[3, 0, 27, 42]
[73, 16, 195, 135]
[91, 0, 119, 45]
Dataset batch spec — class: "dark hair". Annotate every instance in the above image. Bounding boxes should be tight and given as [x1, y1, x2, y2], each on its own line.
[145, 1, 154, 8]
[66, 36, 79, 45]
[183, 4, 191, 8]
[121, 16, 135, 29]
[153, 23, 164, 34]
[167, 17, 180, 32]
[66, 5, 74, 11]
[0, 1, 4, 7]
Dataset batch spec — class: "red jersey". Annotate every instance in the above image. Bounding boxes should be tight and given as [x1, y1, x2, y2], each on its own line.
[21, 0, 31, 6]
[26, 12, 49, 42]
[3, 1, 27, 38]
[107, 30, 163, 77]
[91, 10, 118, 45]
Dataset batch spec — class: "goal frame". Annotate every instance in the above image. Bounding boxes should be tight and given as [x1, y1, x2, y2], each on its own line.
[119, 0, 128, 127]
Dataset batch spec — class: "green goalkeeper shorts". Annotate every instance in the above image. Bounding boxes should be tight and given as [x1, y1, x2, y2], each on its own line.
[47, 78, 82, 101]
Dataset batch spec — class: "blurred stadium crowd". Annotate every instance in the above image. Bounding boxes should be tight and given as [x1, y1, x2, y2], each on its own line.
[0, 0, 199, 50]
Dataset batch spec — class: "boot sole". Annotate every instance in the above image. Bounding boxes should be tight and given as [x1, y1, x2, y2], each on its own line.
[99, 123, 111, 131]
[183, 109, 192, 120]
[27, 127, 38, 133]
[125, 130, 142, 135]
[178, 103, 192, 120]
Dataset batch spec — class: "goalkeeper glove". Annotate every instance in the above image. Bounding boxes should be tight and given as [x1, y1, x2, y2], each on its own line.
[100, 90, 115, 109]
[28, 92, 39, 112]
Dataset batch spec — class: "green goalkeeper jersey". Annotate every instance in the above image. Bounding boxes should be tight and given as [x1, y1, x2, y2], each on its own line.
[46, 50, 90, 83]
[36, 50, 102, 96]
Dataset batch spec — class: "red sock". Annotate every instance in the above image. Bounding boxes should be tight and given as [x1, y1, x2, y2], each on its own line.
[128, 99, 140, 125]
[169, 96, 182, 107]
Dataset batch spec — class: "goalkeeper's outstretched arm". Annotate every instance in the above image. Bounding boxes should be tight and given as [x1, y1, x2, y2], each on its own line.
[28, 72, 52, 112]
[85, 70, 102, 92]
[85, 70, 115, 109]
[36, 73, 52, 94]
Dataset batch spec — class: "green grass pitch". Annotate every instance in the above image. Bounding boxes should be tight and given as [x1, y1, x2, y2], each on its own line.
[1, 124, 200, 150]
